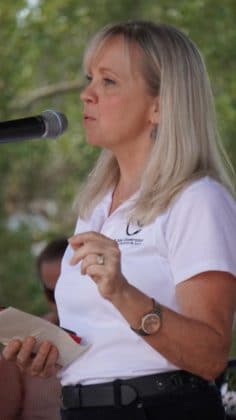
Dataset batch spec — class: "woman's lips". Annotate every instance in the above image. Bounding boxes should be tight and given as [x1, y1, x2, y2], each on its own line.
[84, 114, 96, 121]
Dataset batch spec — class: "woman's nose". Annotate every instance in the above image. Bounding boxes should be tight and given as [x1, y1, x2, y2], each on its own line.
[80, 84, 97, 103]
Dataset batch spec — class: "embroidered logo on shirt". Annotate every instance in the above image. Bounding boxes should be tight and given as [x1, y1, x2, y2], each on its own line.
[117, 238, 143, 246]
[116, 221, 144, 246]
[126, 221, 142, 236]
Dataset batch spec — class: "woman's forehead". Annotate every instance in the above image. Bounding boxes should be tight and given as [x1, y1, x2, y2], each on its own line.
[83, 35, 142, 74]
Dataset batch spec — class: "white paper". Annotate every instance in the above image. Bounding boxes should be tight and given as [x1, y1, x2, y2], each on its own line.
[0, 307, 88, 367]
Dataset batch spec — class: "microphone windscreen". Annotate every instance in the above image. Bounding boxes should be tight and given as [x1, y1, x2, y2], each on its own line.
[42, 110, 68, 138]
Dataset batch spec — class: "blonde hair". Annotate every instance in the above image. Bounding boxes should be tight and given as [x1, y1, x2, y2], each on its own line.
[77, 21, 235, 224]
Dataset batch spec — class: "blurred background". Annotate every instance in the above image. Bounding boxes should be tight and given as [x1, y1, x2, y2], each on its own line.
[0, 0, 235, 348]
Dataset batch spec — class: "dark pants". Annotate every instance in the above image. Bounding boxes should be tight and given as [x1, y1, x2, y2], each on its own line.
[61, 385, 225, 420]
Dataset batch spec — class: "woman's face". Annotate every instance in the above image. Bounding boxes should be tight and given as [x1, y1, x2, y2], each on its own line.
[80, 36, 159, 153]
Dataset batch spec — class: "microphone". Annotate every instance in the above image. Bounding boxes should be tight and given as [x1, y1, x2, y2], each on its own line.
[0, 110, 68, 143]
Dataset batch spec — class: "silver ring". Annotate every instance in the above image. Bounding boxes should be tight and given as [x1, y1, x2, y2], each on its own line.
[96, 254, 105, 265]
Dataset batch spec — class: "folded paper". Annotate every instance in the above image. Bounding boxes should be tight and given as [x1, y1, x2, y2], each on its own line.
[0, 307, 88, 367]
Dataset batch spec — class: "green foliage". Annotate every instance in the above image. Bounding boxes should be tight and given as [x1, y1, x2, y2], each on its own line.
[0, 0, 235, 314]
[0, 223, 41, 312]
[230, 330, 236, 357]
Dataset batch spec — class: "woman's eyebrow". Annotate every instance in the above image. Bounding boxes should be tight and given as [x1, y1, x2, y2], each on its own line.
[86, 63, 124, 77]
[98, 66, 121, 76]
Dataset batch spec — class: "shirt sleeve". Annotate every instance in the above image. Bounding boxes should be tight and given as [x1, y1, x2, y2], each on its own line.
[165, 179, 236, 284]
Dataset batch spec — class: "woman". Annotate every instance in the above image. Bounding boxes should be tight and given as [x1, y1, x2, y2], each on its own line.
[3, 21, 236, 420]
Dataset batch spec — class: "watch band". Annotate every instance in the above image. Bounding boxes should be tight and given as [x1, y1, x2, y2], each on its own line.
[130, 325, 149, 336]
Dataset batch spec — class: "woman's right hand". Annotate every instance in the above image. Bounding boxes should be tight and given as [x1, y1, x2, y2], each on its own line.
[2, 336, 59, 377]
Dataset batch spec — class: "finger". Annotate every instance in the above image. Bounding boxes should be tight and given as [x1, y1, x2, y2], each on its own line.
[30, 341, 53, 376]
[69, 232, 97, 248]
[69, 231, 112, 248]
[70, 243, 106, 266]
[81, 253, 105, 274]
[38, 345, 59, 378]
[2, 339, 22, 361]
[86, 264, 105, 282]
[16, 336, 37, 369]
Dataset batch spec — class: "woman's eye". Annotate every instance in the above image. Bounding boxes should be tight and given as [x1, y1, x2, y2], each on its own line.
[83, 75, 116, 87]
[103, 78, 116, 86]
[85, 74, 92, 84]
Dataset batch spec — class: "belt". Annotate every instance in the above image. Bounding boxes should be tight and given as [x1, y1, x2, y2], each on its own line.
[61, 370, 214, 409]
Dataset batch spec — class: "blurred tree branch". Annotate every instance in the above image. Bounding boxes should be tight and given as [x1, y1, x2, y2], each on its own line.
[10, 79, 83, 110]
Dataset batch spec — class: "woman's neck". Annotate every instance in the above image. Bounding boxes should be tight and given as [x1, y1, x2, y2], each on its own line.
[108, 139, 153, 215]
[108, 170, 142, 216]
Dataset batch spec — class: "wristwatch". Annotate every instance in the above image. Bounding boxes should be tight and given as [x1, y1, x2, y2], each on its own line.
[130, 298, 162, 336]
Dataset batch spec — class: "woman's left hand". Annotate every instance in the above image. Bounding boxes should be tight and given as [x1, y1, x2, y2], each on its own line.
[69, 231, 127, 300]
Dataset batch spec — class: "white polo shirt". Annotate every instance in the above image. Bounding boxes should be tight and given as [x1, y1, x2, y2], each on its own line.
[56, 177, 236, 386]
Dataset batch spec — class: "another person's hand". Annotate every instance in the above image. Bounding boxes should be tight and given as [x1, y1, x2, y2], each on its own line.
[69, 231, 128, 300]
[2, 336, 59, 378]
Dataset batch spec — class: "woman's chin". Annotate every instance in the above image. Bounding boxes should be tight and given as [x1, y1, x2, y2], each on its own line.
[86, 136, 108, 148]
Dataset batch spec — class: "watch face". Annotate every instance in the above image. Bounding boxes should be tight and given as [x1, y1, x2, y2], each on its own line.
[142, 313, 161, 334]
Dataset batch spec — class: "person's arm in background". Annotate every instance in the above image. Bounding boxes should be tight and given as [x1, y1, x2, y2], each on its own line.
[0, 351, 23, 419]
